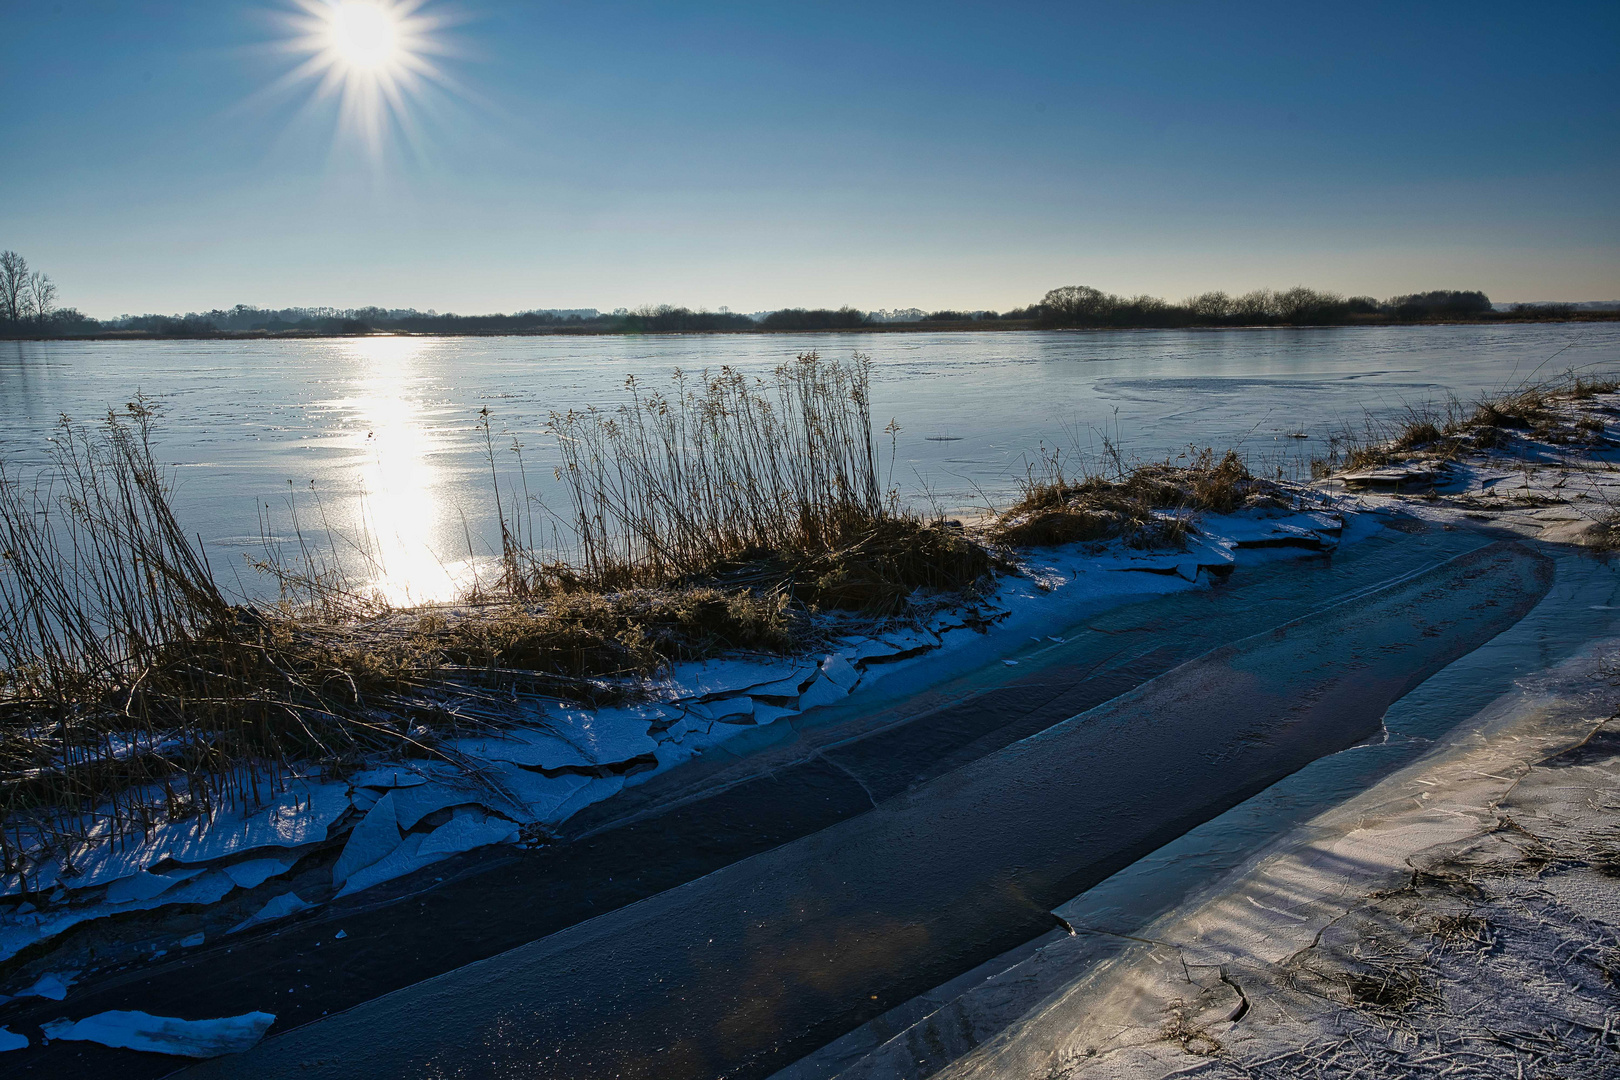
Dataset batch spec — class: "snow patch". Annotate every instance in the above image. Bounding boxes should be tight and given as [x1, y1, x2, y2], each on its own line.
[42, 1009, 276, 1058]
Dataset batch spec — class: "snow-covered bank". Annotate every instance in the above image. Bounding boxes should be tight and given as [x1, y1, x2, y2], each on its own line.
[0, 501, 1351, 1003]
[800, 386, 1620, 1080]
[1323, 385, 1620, 546]
[928, 635, 1620, 1080]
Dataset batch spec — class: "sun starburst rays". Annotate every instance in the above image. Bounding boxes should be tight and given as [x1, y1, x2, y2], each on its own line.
[271, 0, 459, 160]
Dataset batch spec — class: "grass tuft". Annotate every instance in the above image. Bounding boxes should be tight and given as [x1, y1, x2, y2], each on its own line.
[992, 445, 1287, 549]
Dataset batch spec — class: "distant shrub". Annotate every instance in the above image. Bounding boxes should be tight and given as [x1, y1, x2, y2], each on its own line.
[757, 307, 869, 331]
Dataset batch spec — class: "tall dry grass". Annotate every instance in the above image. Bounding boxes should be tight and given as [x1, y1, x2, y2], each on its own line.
[550, 353, 886, 585]
[0, 404, 523, 874]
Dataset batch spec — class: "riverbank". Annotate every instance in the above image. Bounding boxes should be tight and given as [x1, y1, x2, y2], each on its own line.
[807, 380, 1620, 1080]
[2, 368, 1615, 1072]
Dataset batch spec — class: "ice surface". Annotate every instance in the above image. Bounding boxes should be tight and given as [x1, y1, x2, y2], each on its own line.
[331, 792, 401, 890]
[673, 658, 816, 698]
[180, 932, 205, 948]
[546, 707, 660, 764]
[42, 1009, 276, 1058]
[701, 697, 756, 724]
[221, 856, 298, 890]
[450, 715, 656, 771]
[1, 872, 237, 963]
[751, 701, 801, 725]
[229, 892, 313, 933]
[0, 1026, 27, 1052]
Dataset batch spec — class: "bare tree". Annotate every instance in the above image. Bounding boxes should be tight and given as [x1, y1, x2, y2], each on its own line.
[25, 272, 58, 326]
[0, 251, 28, 325]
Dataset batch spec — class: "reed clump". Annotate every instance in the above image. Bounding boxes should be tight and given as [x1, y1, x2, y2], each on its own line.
[993, 445, 1287, 549]
[533, 353, 990, 608]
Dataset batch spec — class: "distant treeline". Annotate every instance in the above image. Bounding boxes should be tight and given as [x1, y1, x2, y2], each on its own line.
[1029, 285, 1545, 328]
[1, 247, 1614, 339]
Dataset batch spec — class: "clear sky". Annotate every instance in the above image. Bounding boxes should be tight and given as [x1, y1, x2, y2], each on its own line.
[2, 1, 1616, 317]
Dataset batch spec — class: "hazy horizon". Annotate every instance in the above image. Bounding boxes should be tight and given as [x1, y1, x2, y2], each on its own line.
[3, 1, 1616, 317]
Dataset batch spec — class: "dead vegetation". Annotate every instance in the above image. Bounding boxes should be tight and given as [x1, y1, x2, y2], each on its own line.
[0, 357, 997, 873]
[991, 444, 1293, 549]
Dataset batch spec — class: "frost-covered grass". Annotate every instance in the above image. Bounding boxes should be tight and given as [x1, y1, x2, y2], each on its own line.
[1309, 370, 1620, 481]
[990, 443, 1294, 549]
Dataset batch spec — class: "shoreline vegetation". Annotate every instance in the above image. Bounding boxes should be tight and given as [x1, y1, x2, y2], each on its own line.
[0, 350, 1612, 920]
[0, 350, 1311, 878]
[1, 247, 1616, 340]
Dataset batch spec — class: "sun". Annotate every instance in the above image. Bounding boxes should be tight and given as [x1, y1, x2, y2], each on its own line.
[272, 0, 459, 157]
[328, 3, 401, 71]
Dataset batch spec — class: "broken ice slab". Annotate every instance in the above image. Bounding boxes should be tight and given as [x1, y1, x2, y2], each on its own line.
[335, 834, 435, 899]
[1341, 465, 1443, 491]
[796, 673, 852, 712]
[819, 654, 860, 690]
[104, 868, 204, 904]
[688, 696, 756, 724]
[417, 810, 520, 861]
[449, 711, 657, 771]
[42, 1009, 275, 1058]
[14, 970, 77, 1000]
[670, 658, 818, 699]
[2, 871, 236, 963]
[390, 780, 489, 831]
[59, 777, 349, 890]
[229, 892, 313, 933]
[221, 855, 300, 891]
[0, 1026, 27, 1052]
[544, 774, 626, 826]
[477, 765, 594, 823]
[331, 791, 402, 890]
[346, 766, 435, 790]
[750, 701, 800, 726]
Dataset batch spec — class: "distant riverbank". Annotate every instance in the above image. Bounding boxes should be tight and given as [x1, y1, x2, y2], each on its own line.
[8, 310, 1619, 343]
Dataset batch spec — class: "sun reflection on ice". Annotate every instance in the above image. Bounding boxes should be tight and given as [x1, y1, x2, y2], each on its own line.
[330, 336, 464, 606]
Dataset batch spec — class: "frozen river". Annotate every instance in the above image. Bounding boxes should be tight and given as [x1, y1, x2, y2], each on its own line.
[2, 324, 1616, 602]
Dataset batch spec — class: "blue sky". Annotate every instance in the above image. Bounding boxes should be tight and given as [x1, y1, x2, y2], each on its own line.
[2, 1, 1616, 316]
